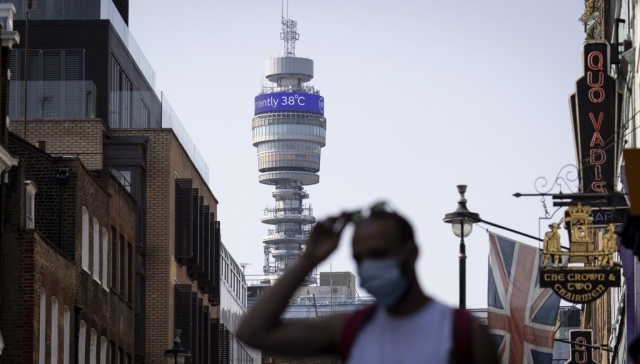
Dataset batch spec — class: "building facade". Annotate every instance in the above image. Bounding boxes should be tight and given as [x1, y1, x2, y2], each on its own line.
[3, 135, 138, 363]
[0, 8, 139, 362]
[578, 0, 638, 362]
[0, 0, 258, 363]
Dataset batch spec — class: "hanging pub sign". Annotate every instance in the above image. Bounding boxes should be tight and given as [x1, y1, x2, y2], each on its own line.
[539, 204, 621, 304]
[566, 330, 597, 364]
[569, 41, 623, 194]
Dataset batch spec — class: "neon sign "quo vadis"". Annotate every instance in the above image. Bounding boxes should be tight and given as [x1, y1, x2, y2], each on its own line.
[570, 41, 622, 194]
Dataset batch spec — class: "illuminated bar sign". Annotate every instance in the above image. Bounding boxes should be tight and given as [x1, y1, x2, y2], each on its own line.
[569, 41, 622, 193]
[255, 92, 324, 115]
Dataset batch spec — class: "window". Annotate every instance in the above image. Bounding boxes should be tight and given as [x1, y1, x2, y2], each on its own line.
[39, 288, 46, 364]
[89, 329, 97, 364]
[110, 341, 116, 364]
[99, 337, 107, 364]
[252, 124, 326, 138]
[141, 102, 150, 128]
[51, 297, 59, 364]
[229, 334, 235, 363]
[127, 243, 133, 303]
[119, 235, 125, 297]
[93, 218, 100, 281]
[102, 228, 109, 290]
[25, 181, 37, 229]
[82, 207, 89, 271]
[174, 284, 193, 357]
[78, 321, 86, 364]
[116, 170, 131, 192]
[63, 306, 70, 364]
[118, 348, 124, 364]
[111, 227, 118, 291]
[109, 55, 132, 128]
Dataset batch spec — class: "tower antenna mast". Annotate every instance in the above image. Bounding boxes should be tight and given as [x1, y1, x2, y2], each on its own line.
[280, 0, 299, 57]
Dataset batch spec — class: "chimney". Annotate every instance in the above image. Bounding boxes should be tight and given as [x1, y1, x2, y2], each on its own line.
[36, 140, 46, 152]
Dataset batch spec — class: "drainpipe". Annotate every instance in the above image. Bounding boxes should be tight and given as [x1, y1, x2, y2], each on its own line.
[0, 171, 4, 364]
[74, 303, 82, 364]
[0, 164, 16, 364]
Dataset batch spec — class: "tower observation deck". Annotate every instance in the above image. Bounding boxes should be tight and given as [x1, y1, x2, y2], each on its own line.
[252, 15, 325, 285]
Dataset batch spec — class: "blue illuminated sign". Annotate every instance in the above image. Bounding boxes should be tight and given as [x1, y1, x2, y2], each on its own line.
[254, 92, 324, 115]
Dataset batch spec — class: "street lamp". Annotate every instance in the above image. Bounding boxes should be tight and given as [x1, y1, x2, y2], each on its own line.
[164, 329, 190, 364]
[443, 185, 480, 311]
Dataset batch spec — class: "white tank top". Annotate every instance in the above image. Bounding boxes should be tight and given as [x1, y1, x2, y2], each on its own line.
[346, 300, 454, 364]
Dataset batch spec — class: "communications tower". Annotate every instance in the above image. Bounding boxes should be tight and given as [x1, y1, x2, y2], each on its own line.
[252, 13, 326, 285]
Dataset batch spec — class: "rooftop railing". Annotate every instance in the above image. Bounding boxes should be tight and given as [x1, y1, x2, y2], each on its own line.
[248, 296, 373, 307]
[247, 296, 374, 319]
[260, 84, 320, 95]
[9, 82, 209, 183]
[160, 93, 209, 183]
[100, 0, 156, 88]
[108, 91, 209, 183]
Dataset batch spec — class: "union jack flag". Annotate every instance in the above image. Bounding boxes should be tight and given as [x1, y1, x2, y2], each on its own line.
[487, 233, 562, 364]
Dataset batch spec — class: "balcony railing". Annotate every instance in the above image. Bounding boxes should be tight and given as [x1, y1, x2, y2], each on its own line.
[263, 206, 314, 216]
[267, 227, 311, 236]
[3, 0, 156, 88]
[260, 213, 316, 224]
[263, 232, 309, 242]
[9, 80, 96, 119]
[272, 188, 309, 198]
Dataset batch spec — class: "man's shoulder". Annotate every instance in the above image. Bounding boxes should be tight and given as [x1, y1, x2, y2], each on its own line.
[417, 298, 455, 317]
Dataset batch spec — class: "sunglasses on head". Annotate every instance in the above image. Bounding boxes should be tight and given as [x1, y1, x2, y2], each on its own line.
[328, 201, 395, 232]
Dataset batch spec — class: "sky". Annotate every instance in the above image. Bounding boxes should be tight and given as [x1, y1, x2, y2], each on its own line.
[128, 0, 586, 309]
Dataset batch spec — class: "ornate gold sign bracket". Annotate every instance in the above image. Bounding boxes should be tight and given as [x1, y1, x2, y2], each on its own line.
[539, 204, 621, 304]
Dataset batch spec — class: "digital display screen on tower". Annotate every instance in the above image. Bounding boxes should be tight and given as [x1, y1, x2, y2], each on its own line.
[255, 92, 324, 115]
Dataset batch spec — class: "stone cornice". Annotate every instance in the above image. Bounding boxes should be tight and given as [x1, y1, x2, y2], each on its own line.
[1, 30, 19, 49]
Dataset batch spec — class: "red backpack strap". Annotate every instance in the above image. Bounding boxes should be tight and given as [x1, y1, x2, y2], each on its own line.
[453, 309, 474, 364]
[339, 305, 377, 361]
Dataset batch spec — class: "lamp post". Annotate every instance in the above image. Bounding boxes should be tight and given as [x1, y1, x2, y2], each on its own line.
[443, 185, 480, 310]
[164, 329, 190, 364]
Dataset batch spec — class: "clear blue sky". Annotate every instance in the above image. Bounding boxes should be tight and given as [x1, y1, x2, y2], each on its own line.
[129, 0, 586, 308]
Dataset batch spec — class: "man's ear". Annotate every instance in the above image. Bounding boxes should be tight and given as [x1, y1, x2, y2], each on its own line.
[403, 242, 419, 278]
[404, 241, 418, 267]
[410, 241, 419, 261]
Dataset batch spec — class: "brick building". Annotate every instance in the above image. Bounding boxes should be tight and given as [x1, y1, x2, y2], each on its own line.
[106, 127, 227, 363]
[2, 134, 138, 363]
[8, 112, 259, 364]
[0, 0, 259, 362]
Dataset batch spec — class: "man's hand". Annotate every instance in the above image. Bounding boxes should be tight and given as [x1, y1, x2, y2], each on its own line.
[303, 213, 350, 264]
[236, 211, 351, 357]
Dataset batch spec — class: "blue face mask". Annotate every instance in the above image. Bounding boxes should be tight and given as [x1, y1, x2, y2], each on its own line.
[357, 246, 411, 308]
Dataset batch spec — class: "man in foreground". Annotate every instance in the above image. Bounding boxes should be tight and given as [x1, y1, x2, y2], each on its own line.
[237, 205, 499, 363]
